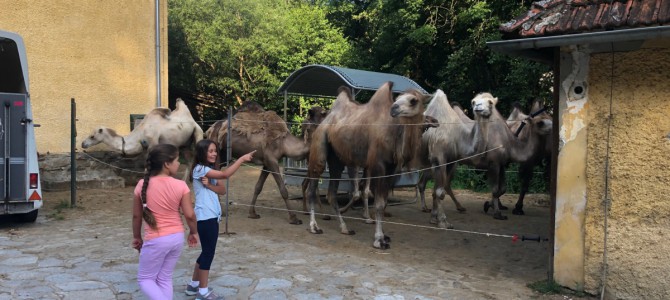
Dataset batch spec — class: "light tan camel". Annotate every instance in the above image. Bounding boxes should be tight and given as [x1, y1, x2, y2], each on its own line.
[469, 92, 551, 220]
[306, 83, 431, 249]
[205, 102, 309, 225]
[506, 101, 552, 215]
[81, 98, 203, 179]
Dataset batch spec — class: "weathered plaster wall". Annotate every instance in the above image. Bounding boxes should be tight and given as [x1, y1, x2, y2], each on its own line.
[554, 45, 590, 290]
[0, 0, 168, 153]
[584, 43, 670, 299]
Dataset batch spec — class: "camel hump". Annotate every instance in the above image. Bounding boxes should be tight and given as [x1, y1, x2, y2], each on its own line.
[451, 101, 462, 109]
[512, 101, 523, 110]
[174, 98, 190, 111]
[151, 107, 172, 119]
[238, 101, 265, 113]
[336, 86, 354, 101]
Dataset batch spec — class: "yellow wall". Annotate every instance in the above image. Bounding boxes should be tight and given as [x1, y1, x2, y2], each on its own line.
[0, 0, 168, 153]
[583, 42, 670, 299]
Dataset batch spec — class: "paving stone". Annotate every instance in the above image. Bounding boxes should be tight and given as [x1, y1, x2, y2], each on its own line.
[58, 288, 116, 300]
[38, 257, 65, 268]
[0, 255, 38, 266]
[249, 289, 288, 300]
[211, 274, 254, 287]
[375, 294, 406, 300]
[255, 278, 292, 290]
[44, 273, 85, 284]
[294, 293, 345, 300]
[55, 280, 108, 291]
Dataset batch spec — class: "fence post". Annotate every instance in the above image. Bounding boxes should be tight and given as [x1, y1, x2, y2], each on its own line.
[223, 106, 233, 234]
[70, 98, 77, 207]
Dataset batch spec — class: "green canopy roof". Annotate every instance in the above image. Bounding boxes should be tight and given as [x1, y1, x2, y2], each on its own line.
[277, 64, 428, 97]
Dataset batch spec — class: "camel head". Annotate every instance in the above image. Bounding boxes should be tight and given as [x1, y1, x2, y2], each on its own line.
[528, 101, 553, 136]
[471, 92, 497, 118]
[301, 106, 329, 145]
[81, 127, 116, 149]
[391, 89, 430, 118]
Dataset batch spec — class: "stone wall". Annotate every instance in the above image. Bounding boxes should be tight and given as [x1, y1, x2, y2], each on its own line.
[39, 152, 145, 191]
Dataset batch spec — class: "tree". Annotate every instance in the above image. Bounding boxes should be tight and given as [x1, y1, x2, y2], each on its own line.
[168, 0, 351, 124]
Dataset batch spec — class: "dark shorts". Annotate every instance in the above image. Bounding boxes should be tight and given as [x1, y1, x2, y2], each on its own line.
[196, 218, 219, 270]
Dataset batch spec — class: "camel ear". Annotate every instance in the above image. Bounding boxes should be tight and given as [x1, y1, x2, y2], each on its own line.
[98, 128, 103, 133]
[308, 108, 315, 119]
[321, 110, 328, 116]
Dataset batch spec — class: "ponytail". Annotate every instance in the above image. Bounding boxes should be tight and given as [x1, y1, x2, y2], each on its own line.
[141, 159, 157, 230]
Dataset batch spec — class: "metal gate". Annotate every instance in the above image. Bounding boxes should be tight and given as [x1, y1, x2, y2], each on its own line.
[0, 93, 27, 202]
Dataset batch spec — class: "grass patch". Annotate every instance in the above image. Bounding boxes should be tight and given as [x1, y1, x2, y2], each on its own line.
[48, 200, 72, 220]
[528, 279, 563, 294]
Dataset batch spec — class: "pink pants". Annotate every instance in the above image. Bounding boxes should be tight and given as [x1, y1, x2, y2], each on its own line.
[137, 232, 184, 300]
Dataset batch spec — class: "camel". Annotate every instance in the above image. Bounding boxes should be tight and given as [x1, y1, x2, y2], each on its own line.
[306, 82, 431, 249]
[205, 102, 311, 225]
[81, 98, 204, 179]
[469, 92, 552, 220]
[506, 101, 552, 215]
[418, 90, 480, 228]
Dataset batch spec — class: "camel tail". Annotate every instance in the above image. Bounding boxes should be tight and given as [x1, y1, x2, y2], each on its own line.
[193, 123, 204, 143]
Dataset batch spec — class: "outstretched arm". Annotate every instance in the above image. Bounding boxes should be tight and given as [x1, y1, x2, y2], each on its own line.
[205, 150, 256, 179]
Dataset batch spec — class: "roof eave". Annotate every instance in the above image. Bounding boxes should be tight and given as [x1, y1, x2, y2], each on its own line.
[488, 26, 670, 62]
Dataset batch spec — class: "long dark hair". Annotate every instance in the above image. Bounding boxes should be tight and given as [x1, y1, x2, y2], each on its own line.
[190, 139, 219, 182]
[141, 144, 179, 229]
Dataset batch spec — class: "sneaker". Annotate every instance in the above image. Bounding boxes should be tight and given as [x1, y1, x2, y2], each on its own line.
[185, 285, 211, 296]
[184, 284, 198, 296]
[195, 290, 224, 300]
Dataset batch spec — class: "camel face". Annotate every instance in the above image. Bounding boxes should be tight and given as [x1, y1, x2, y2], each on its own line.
[81, 127, 108, 148]
[471, 93, 497, 118]
[390, 92, 425, 118]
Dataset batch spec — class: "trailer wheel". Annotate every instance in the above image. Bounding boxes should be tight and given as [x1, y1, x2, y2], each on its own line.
[17, 210, 38, 223]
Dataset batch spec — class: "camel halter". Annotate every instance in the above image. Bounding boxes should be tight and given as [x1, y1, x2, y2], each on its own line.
[513, 106, 548, 137]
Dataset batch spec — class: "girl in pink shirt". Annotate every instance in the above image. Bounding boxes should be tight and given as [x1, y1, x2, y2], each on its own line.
[132, 144, 199, 300]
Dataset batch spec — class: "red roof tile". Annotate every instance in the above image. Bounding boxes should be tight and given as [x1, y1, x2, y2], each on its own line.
[500, 0, 670, 38]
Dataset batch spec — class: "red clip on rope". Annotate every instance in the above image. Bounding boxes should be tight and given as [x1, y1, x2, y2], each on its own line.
[512, 234, 519, 243]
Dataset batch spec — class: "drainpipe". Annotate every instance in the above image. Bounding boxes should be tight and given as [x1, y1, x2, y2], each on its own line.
[155, 0, 161, 107]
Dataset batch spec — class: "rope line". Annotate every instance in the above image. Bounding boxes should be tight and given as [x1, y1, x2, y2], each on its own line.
[228, 201, 515, 239]
[79, 151, 145, 174]
[241, 145, 504, 181]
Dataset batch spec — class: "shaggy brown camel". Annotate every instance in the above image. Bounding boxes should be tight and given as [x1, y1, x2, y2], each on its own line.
[506, 101, 552, 215]
[81, 98, 203, 179]
[205, 102, 310, 225]
[306, 82, 431, 249]
[469, 92, 552, 220]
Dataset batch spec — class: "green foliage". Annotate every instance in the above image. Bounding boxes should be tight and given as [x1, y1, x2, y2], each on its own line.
[168, 0, 351, 116]
[528, 279, 563, 294]
[440, 164, 549, 194]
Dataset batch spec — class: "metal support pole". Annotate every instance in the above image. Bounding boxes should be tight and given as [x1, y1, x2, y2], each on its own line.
[223, 106, 234, 234]
[70, 98, 77, 207]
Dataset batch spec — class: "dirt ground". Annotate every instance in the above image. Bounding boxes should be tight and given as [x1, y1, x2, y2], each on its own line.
[1, 167, 594, 299]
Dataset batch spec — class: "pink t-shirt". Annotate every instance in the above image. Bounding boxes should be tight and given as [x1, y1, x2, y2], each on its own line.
[134, 176, 190, 241]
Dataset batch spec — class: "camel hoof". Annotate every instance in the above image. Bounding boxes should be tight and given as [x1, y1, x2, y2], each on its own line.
[438, 222, 454, 229]
[383, 235, 391, 243]
[512, 207, 525, 215]
[322, 215, 331, 220]
[483, 201, 491, 213]
[384, 212, 392, 217]
[429, 217, 438, 225]
[499, 203, 509, 210]
[289, 218, 303, 225]
[309, 228, 323, 234]
[364, 218, 375, 224]
[457, 207, 467, 213]
[493, 212, 508, 220]
[421, 208, 431, 213]
[248, 214, 261, 219]
[341, 230, 355, 235]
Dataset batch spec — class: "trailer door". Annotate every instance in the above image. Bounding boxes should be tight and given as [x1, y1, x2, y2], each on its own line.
[0, 93, 27, 202]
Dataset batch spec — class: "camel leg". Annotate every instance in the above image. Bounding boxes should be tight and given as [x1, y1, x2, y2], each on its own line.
[326, 162, 354, 235]
[267, 160, 302, 225]
[484, 165, 508, 220]
[513, 164, 533, 215]
[248, 166, 270, 219]
[372, 174, 392, 249]
[416, 170, 430, 213]
[430, 158, 453, 229]
[362, 176, 374, 224]
[307, 178, 323, 234]
[338, 166, 361, 214]
[180, 148, 194, 181]
[445, 164, 466, 213]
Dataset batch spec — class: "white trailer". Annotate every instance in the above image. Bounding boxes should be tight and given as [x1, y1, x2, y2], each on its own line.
[0, 30, 42, 222]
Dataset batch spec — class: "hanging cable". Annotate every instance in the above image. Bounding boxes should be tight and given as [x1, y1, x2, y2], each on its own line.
[600, 44, 615, 300]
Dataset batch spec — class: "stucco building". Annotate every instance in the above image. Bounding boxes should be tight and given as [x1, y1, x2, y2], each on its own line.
[0, 0, 168, 153]
[489, 0, 670, 299]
